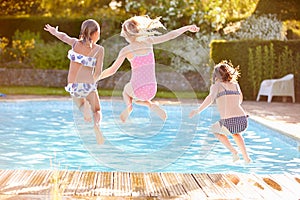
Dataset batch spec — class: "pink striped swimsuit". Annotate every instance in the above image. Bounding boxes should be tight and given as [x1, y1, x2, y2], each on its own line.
[129, 52, 157, 101]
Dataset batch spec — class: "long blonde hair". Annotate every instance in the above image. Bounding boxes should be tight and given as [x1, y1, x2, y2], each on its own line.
[79, 19, 100, 47]
[120, 15, 166, 42]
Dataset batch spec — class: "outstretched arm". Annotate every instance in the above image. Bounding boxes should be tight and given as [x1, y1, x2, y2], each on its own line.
[98, 48, 127, 81]
[148, 25, 199, 45]
[189, 84, 217, 118]
[44, 24, 76, 46]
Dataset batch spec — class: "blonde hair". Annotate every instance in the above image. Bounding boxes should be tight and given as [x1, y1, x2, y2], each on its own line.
[120, 15, 166, 41]
[79, 19, 100, 47]
[213, 60, 240, 83]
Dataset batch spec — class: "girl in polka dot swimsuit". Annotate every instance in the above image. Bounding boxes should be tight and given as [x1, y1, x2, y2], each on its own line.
[99, 15, 199, 122]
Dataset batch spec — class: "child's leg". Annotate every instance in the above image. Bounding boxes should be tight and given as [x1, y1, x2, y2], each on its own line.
[120, 83, 134, 122]
[214, 133, 239, 162]
[133, 100, 167, 121]
[149, 102, 167, 121]
[232, 134, 251, 163]
[83, 100, 92, 122]
[86, 92, 104, 144]
[72, 97, 92, 122]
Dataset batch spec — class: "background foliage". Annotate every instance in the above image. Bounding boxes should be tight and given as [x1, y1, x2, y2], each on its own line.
[1, 0, 300, 101]
[254, 0, 300, 20]
[211, 40, 300, 101]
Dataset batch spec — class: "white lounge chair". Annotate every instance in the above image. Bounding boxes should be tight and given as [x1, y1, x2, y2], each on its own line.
[256, 74, 295, 103]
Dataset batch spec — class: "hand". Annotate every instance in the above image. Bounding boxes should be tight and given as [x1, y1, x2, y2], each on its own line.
[97, 73, 104, 81]
[187, 25, 200, 33]
[95, 75, 104, 82]
[44, 24, 58, 35]
[189, 109, 199, 118]
[93, 74, 100, 82]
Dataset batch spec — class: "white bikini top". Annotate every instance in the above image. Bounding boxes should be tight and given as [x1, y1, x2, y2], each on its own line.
[67, 42, 99, 68]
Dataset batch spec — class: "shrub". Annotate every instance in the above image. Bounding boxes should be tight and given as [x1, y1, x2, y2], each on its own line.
[31, 42, 69, 70]
[0, 30, 69, 69]
[0, 37, 9, 61]
[0, 30, 41, 67]
[225, 14, 286, 40]
[211, 40, 300, 101]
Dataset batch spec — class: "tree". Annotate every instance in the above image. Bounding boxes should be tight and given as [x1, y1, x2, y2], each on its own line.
[124, 0, 258, 33]
[0, 0, 112, 17]
[0, 0, 45, 16]
[41, 0, 112, 17]
[254, 0, 300, 20]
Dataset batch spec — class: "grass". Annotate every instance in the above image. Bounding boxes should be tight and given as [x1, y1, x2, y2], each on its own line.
[0, 86, 68, 96]
[0, 86, 208, 99]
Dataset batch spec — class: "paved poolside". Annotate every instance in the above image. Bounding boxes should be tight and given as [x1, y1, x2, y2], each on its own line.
[242, 101, 300, 143]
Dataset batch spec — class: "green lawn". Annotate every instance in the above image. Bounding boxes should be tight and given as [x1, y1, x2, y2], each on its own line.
[0, 86, 208, 99]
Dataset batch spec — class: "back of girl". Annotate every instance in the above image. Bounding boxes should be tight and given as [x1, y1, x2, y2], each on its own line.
[99, 15, 199, 122]
[213, 62, 246, 118]
[189, 61, 251, 164]
[44, 19, 105, 144]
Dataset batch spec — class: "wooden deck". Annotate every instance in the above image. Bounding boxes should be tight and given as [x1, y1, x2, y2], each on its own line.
[0, 170, 299, 200]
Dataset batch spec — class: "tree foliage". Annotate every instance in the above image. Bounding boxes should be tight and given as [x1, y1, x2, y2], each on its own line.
[125, 0, 258, 33]
[41, 0, 111, 17]
[0, 0, 111, 17]
[254, 0, 300, 20]
[1, 0, 259, 32]
[0, 0, 44, 16]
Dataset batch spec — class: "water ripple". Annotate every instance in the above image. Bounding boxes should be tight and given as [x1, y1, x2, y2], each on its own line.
[0, 100, 299, 174]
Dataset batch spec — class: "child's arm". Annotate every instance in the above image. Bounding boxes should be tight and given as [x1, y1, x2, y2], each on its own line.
[147, 25, 199, 45]
[237, 83, 243, 104]
[189, 84, 217, 118]
[93, 46, 105, 81]
[44, 24, 76, 46]
[98, 48, 127, 80]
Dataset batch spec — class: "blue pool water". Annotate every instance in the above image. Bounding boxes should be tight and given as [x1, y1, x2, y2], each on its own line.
[0, 100, 299, 174]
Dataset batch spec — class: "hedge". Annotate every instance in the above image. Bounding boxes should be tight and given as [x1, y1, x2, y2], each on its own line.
[254, 0, 300, 20]
[210, 40, 300, 102]
[0, 16, 122, 42]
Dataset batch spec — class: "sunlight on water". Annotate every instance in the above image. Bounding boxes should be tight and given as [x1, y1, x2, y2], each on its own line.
[0, 100, 299, 174]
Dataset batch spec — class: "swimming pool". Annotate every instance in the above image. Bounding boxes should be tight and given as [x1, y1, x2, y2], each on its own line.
[0, 100, 299, 174]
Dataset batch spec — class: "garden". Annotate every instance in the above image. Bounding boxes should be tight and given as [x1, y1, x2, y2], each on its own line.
[0, 0, 299, 101]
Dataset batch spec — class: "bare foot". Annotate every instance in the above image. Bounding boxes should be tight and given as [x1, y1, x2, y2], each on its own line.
[150, 104, 167, 121]
[120, 105, 133, 123]
[94, 125, 104, 145]
[83, 101, 92, 122]
[244, 157, 252, 164]
[232, 153, 240, 162]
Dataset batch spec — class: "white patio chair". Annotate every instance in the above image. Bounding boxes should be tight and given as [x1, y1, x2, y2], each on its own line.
[256, 74, 295, 103]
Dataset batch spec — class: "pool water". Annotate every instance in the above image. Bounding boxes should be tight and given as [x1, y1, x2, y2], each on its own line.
[0, 100, 299, 174]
